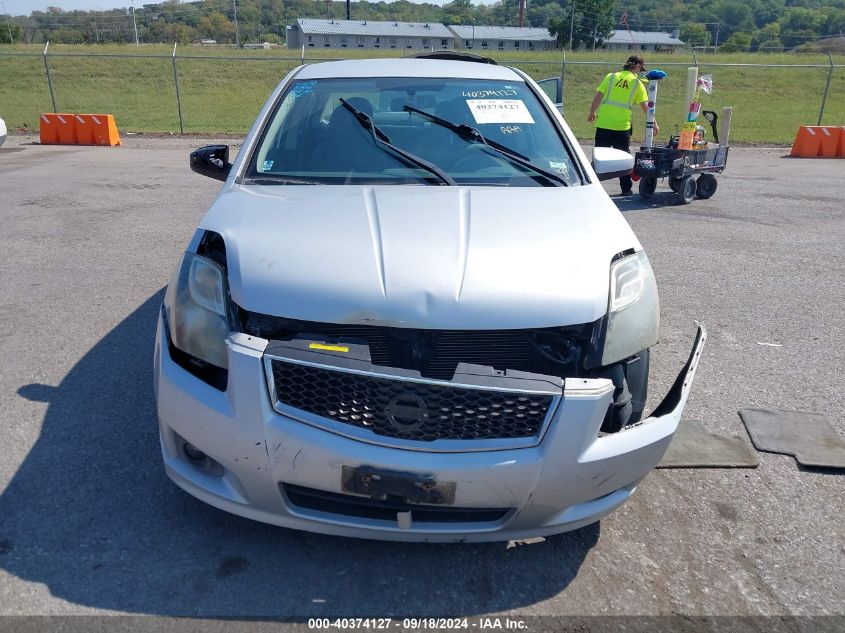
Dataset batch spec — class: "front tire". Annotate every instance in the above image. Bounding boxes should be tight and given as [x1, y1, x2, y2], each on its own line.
[639, 177, 657, 199]
[679, 175, 697, 204]
[668, 176, 683, 193]
[696, 173, 718, 199]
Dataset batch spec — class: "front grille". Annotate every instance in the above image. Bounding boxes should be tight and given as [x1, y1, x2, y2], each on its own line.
[269, 359, 553, 442]
[282, 484, 510, 524]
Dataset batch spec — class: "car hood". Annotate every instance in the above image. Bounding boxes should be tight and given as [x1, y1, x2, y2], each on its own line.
[200, 184, 641, 329]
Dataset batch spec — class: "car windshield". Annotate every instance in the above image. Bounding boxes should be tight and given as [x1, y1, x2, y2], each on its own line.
[247, 76, 580, 187]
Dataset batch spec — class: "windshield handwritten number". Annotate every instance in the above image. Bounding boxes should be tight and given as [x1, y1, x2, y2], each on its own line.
[462, 89, 518, 98]
[501, 126, 522, 134]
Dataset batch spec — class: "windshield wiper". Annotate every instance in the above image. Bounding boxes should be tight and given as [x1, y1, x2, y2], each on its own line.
[403, 105, 568, 187]
[339, 98, 455, 186]
[243, 175, 319, 185]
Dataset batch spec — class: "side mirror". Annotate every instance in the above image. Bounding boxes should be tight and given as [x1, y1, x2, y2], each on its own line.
[592, 147, 634, 182]
[190, 145, 232, 181]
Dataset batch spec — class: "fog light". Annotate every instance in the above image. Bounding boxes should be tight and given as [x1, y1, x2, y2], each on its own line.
[183, 442, 207, 462]
[180, 440, 225, 477]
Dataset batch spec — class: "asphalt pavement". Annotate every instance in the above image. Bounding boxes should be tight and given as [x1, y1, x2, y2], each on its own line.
[0, 135, 842, 621]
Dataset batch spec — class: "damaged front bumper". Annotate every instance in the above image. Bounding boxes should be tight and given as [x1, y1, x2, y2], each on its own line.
[154, 316, 706, 542]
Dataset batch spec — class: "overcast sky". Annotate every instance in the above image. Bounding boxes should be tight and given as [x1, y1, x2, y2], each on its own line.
[4, 0, 496, 16]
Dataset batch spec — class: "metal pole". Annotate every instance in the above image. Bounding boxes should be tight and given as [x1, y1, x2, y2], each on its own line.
[568, 1, 576, 50]
[232, 0, 240, 48]
[131, 1, 139, 46]
[43, 41, 57, 113]
[691, 48, 697, 67]
[818, 52, 834, 125]
[560, 48, 566, 110]
[714, 23, 720, 49]
[172, 43, 184, 134]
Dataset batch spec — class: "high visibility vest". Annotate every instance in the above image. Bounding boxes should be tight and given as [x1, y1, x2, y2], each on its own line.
[602, 72, 642, 109]
[596, 71, 644, 130]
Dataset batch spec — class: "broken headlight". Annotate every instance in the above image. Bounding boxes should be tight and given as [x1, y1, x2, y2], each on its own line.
[164, 252, 234, 369]
[601, 251, 659, 366]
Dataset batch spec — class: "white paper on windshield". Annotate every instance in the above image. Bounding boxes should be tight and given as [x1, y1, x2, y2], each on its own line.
[466, 99, 535, 125]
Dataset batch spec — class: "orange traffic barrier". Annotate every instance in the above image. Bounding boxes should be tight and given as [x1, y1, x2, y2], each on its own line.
[790, 125, 844, 158]
[40, 112, 121, 146]
[39, 114, 59, 144]
[790, 126, 821, 157]
[75, 113, 121, 146]
[40, 113, 77, 145]
[817, 126, 840, 158]
[838, 126, 845, 157]
[74, 115, 95, 145]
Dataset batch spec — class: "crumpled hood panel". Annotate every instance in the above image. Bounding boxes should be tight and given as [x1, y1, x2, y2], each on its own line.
[201, 184, 640, 329]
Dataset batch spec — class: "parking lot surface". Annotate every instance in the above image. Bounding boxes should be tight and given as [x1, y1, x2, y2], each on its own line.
[0, 136, 842, 618]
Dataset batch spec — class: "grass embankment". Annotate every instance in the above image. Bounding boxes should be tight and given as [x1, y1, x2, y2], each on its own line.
[1, 44, 843, 143]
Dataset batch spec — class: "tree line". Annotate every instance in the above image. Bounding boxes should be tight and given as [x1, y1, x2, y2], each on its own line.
[1, 0, 843, 52]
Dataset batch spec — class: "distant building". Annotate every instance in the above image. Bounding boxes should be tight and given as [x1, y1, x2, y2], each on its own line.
[603, 30, 685, 53]
[448, 25, 557, 52]
[286, 19, 454, 50]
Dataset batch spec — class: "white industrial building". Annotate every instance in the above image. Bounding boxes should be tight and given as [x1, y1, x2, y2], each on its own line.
[448, 25, 557, 52]
[603, 30, 685, 53]
[286, 19, 455, 50]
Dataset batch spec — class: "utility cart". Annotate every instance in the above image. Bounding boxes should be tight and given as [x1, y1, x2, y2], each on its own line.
[633, 110, 729, 204]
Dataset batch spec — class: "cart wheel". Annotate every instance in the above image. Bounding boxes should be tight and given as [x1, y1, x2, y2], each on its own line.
[679, 176, 697, 204]
[669, 176, 683, 193]
[696, 174, 718, 199]
[639, 177, 657, 199]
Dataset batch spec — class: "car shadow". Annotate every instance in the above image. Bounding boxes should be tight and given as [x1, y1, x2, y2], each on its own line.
[614, 190, 683, 213]
[1, 291, 598, 617]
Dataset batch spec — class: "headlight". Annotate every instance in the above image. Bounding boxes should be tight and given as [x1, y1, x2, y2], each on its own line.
[164, 252, 233, 369]
[609, 254, 645, 312]
[601, 251, 659, 366]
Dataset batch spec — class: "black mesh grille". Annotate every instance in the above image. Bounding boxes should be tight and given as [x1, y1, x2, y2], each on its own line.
[311, 326, 535, 380]
[270, 360, 553, 442]
[282, 484, 510, 523]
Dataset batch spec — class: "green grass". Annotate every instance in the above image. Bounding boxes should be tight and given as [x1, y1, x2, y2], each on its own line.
[1, 44, 843, 142]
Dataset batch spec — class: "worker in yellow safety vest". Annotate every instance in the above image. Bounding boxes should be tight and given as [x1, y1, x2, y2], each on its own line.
[587, 55, 659, 196]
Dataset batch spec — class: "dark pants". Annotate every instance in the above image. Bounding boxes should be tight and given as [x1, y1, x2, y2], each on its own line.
[595, 127, 632, 193]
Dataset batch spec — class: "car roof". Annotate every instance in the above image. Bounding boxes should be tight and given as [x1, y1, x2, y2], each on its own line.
[295, 58, 523, 81]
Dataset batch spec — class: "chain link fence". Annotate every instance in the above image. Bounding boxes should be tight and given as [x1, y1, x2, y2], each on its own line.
[1, 47, 843, 143]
